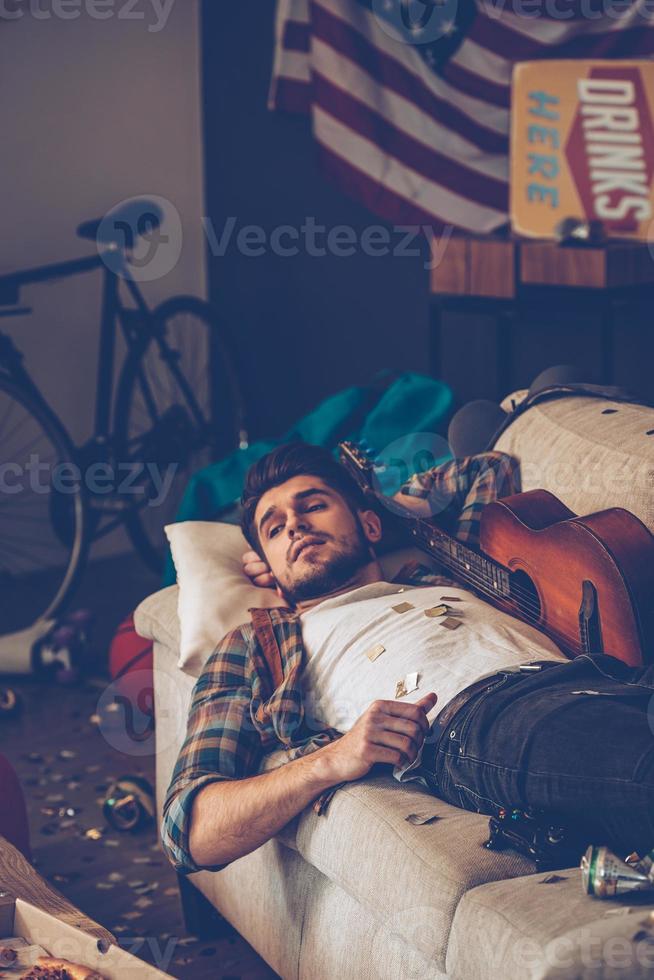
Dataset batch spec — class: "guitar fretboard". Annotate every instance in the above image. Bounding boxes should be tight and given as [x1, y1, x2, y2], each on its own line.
[339, 440, 512, 603]
[408, 517, 511, 600]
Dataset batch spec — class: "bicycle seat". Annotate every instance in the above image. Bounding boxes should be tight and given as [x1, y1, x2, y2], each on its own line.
[77, 199, 163, 249]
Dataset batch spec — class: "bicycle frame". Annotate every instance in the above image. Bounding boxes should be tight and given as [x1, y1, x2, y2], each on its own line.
[0, 221, 233, 619]
[2, 248, 206, 427]
[0, 251, 159, 442]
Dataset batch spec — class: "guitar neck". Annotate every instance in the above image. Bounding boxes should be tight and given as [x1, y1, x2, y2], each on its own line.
[339, 440, 511, 602]
[406, 514, 511, 601]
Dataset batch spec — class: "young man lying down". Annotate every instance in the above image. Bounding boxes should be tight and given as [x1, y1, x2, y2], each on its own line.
[162, 442, 654, 875]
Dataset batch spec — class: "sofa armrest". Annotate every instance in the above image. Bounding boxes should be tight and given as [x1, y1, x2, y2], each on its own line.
[134, 585, 181, 651]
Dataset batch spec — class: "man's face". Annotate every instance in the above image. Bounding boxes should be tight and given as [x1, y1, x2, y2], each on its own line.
[254, 475, 381, 603]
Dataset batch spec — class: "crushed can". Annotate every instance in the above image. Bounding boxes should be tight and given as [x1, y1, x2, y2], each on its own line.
[581, 845, 654, 898]
[103, 775, 155, 832]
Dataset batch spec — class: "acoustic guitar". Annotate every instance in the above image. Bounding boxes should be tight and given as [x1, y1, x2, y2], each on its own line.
[339, 441, 654, 667]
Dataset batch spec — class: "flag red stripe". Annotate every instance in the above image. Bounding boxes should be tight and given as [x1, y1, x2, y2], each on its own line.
[470, 12, 654, 61]
[308, 2, 509, 152]
[442, 60, 510, 107]
[283, 19, 311, 52]
[273, 76, 313, 114]
[313, 72, 507, 209]
[317, 141, 450, 230]
[476, 0, 651, 20]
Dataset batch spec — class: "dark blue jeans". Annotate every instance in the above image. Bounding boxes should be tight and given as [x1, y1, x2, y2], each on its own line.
[422, 655, 654, 855]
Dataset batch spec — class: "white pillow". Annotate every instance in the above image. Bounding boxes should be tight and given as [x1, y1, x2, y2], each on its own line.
[165, 521, 434, 675]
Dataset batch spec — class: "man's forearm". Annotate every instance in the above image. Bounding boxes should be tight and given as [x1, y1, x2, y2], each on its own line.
[188, 745, 338, 869]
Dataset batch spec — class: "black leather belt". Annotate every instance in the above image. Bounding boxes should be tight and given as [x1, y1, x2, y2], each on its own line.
[430, 671, 506, 743]
[429, 660, 557, 746]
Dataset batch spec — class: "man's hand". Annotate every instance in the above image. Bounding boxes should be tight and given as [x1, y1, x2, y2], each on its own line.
[242, 549, 275, 588]
[186, 692, 436, 870]
[319, 692, 437, 783]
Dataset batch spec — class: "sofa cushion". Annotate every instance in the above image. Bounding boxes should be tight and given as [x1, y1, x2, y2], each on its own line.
[494, 396, 654, 533]
[293, 774, 535, 971]
[299, 869, 447, 980]
[134, 585, 181, 652]
[194, 840, 317, 980]
[447, 870, 654, 980]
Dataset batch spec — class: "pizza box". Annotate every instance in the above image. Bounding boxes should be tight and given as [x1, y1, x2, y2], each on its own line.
[0, 893, 172, 979]
[511, 60, 654, 240]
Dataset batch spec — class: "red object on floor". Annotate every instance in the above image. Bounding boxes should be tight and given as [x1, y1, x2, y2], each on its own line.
[0, 753, 31, 859]
[108, 614, 154, 713]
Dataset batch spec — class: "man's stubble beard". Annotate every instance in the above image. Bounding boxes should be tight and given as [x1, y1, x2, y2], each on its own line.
[279, 525, 373, 604]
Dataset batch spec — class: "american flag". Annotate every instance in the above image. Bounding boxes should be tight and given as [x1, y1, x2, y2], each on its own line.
[269, 0, 654, 233]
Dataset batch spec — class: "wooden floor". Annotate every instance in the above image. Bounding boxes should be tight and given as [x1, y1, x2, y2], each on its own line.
[0, 556, 278, 980]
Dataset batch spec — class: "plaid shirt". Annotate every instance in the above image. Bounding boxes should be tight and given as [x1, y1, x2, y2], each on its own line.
[162, 452, 518, 874]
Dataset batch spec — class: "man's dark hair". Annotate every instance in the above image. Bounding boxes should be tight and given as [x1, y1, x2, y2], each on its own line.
[240, 441, 368, 555]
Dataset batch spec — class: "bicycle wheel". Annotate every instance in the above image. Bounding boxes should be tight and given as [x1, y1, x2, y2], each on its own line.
[0, 377, 86, 634]
[114, 296, 247, 574]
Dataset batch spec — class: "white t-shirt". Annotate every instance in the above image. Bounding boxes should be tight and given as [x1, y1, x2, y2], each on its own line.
[299, 581, 565, 737]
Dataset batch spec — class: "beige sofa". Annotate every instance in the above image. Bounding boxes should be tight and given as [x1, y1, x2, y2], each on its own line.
[135, 395, 654, 980]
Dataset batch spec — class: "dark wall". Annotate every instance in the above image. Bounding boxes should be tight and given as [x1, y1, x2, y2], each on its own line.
[201, 1, 431, 443]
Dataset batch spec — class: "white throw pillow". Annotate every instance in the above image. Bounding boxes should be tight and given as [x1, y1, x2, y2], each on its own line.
[165, 521, 434, 675]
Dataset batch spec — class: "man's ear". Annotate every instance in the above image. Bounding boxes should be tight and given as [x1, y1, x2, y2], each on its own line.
[358, 507, 382, 545]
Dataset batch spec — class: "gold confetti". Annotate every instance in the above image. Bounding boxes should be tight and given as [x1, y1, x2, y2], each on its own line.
[83, 827, 104, 841]
[366, 643, 385, 662]
[440, 617, 463, 630]
[395, 679, 408, 698]
[440, 596, 463, 602]
[392, 602, 414, 614]
[424, 604, 448, 618]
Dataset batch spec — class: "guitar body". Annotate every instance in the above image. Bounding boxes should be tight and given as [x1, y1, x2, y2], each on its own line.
[480, 490, 654, 666]
[337, 442, 654, 668]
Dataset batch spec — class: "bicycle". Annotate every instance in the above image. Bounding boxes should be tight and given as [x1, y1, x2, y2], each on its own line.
[0, 198, 248, 638]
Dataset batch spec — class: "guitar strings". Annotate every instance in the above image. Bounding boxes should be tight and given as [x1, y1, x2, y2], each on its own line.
[410, 516, 612, 624]
[419, 548, 623, 654]
[343, 451, 636, 656]
[414, 556, 615, 654]
[406, 524, 630, 652]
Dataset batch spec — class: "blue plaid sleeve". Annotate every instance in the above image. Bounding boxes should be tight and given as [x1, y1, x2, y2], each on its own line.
[454, 452, 519, 544]
[400, 451, 519, 547]
[161, 623, 262, 875]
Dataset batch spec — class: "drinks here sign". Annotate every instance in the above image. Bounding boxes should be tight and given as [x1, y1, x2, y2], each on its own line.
[511, 61, 654, 239]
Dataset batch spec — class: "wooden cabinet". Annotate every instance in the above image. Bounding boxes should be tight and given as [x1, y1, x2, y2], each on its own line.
[430, 236, 654, 404]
